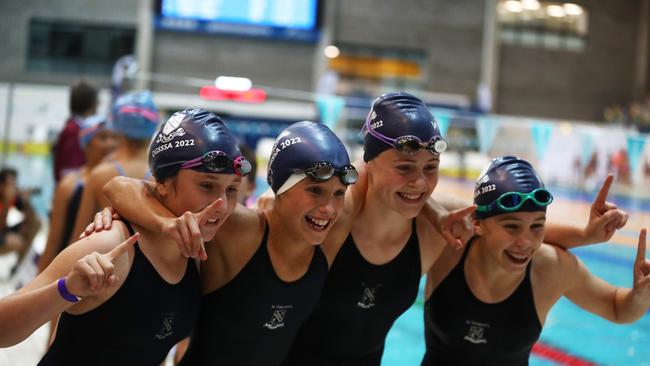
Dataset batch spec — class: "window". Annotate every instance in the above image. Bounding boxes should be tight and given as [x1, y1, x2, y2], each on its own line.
[27, 19, 135, 74]
[497, 1, 588, 52]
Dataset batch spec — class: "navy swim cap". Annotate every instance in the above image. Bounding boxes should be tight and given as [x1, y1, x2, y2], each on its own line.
[473, 156, 550, 219]
[363, 92, 442, 162]
[149, 109, 242, 181]
[111, 90, 159, 140]
[267, 121, 351, 194]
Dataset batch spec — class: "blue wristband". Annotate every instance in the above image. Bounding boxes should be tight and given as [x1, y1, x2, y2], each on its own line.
[57, 278, 80, 303]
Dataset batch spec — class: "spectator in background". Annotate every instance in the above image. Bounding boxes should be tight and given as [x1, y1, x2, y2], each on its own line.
[0, 168, 41, 272]
[237, 143, 257, 207]
[53, 80, 98, 183]
[71, 90, 159, 238]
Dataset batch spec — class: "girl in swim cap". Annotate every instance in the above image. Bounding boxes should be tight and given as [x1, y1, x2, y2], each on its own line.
[0, 109, 244, 366]
[421, 156, 650, 365]
[101, 120, 357, 365]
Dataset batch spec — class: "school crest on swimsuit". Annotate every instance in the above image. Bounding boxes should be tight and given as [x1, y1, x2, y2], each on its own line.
[155, 312, 177, 340]
[263, 304, 293, 330]
[356, 282, 383, 309]
[463, 320, 489, 344]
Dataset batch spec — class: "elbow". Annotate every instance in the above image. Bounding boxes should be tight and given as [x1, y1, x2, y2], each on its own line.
[102, 176, 124, 201]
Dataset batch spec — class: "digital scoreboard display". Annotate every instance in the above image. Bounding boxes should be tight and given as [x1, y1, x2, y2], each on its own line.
[155, 0, 321, 41]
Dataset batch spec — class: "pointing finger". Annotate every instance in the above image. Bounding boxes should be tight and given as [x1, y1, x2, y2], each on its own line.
[636, 229, 647, 265]
[197, 198, 224, 226]
[108, 233, 139, 261]
[593, 174, 614, 210]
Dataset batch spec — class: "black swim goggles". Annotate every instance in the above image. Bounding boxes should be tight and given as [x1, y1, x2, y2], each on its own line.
[295, 162, 359, 185]
[475, 188, 554, 213]
[181, 150, 252, 177]
[364, 118, 447, 155]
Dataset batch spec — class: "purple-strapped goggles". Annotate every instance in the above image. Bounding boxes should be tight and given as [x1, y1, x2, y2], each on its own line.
[364, 118, 448, 155]
[181, 150, 251, 177]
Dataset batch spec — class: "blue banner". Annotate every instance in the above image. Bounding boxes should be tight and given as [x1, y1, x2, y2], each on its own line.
[531, 122, 553, 161]
[476, 117, 500, 154]
[316, 95, 345, 130]
[626, 135, 646, 173]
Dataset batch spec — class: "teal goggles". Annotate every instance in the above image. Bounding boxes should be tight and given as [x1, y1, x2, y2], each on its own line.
[475, 188, 553, 213]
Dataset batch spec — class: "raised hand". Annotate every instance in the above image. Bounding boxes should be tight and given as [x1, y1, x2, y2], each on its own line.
[64, 233, 139, 298]
[632, 229, 650, 304]
[439, 205, 476, 250]
[162, 198, 225, 260]
[584, 174, 628, 243]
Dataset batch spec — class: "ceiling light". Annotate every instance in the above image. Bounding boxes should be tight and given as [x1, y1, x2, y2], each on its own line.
[504, 0, 524, 13]
[563, 3, 583, 15]
[546, 4, 566, 17]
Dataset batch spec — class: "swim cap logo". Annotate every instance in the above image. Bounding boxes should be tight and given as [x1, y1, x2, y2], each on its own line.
[155, 127, 186, 144]
[162, 112, 185, 135]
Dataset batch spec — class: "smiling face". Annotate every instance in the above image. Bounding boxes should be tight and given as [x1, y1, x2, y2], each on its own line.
[156, 169, 241, 241]
[474, 211, 547, 272]
[366, 148, 440, 218]
[275, 176, 347, 246]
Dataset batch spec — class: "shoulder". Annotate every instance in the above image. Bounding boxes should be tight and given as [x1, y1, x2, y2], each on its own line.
[212, 204, 263, 246]
[56, 173, 81, 199]
[532, 244, 580, 281]
[86, 163, 119, 189]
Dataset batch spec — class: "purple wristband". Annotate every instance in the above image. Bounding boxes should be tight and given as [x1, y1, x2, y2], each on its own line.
[57, 278, 80, 303]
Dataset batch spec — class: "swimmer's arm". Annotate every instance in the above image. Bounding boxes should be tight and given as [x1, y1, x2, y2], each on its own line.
[545, 175, 627, 249]
[0, 278, 77, 347]
[39, 176, 76, 273]
[103, 176, 173, 230]
[72, 171, 104, 239]
[563, 230, 650, 323]
[0, 226, 135, 347]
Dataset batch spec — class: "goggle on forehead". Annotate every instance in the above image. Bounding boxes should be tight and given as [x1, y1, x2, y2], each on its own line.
[365, 116, 448, 155]
[295, 162, 359, 185]
[475, 188, 554, 213]
[181, 150, 252, 177]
